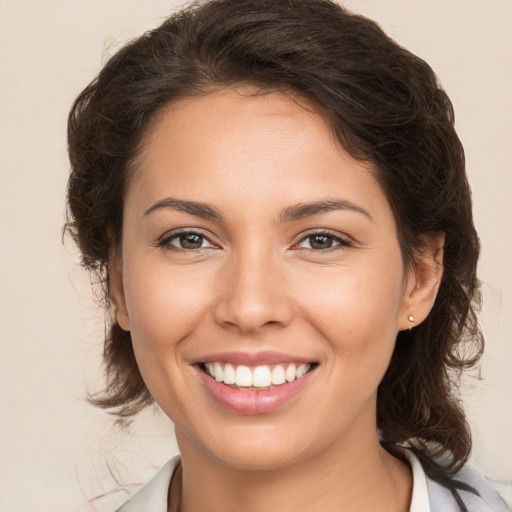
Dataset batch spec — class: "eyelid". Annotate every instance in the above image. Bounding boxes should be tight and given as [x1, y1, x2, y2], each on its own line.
[292, 229, 353, 250]
[153, 227, 353, 251]
[155, 227, 219, 250]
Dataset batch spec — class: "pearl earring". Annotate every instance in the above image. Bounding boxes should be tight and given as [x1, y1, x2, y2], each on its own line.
[408, 314, 415, 323]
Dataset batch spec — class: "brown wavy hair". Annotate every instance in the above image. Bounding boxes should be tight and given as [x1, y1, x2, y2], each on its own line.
[66, 0, 483, 486]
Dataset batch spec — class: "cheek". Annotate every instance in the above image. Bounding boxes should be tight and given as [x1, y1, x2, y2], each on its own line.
[294, 263, 405, 428]
[122, 257, 211, 360]
[299, 258, 405, 365]
[120, 257, 216, 420]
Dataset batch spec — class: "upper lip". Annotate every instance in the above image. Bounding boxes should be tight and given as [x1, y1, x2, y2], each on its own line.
[191, 351, 316, 366]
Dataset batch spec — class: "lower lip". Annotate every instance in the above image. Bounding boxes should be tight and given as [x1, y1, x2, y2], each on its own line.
[195, 366, 315, 414]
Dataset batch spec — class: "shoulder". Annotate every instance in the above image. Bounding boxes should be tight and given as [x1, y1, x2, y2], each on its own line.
[115, 456, 180, 512]
[401, 447, 510, 512]
[427, 464, 510, 512]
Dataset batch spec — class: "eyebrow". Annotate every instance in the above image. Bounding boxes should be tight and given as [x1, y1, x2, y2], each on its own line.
[280, 199, 373, 223]
[144, 197, 373, 223]
[144, 197, 223, 220]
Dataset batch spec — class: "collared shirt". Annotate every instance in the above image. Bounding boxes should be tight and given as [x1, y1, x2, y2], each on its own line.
[117, 451, 509, 512]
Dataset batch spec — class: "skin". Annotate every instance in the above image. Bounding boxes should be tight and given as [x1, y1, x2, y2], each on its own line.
[112, 88, 443, 512]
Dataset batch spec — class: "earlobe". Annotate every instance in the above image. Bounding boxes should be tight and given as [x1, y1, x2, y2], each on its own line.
[398, 232, 445, 331]
[115, 302, 131, 332]
[109, 254, 131, 332]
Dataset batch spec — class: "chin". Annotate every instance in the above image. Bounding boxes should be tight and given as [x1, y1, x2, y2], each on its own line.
[209, 439, 312, 472]
[175, 412, 337, 473]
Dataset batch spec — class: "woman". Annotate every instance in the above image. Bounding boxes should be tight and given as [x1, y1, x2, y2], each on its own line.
[65, 0, 508, 510]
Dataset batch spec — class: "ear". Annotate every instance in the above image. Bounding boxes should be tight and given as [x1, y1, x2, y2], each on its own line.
[398, 232, 445, 331]
[109, 251, 131, 332]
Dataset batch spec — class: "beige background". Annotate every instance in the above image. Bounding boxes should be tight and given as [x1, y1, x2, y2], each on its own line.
[1, 1, 511, 510]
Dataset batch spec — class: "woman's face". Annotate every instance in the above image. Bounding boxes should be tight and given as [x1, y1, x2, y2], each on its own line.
[115, 88, 418, 470]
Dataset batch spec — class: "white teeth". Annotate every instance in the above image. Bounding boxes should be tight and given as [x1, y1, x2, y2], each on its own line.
[223, 363, 236, 384]
[235, 365, 253, 387]
[285, 363, 296, 382]
[213, 362, 224, 382]
[252, 365, 272, 387]
[271, 365, 286, 385]
[297, 364, 310, 378]
[204, 362, 312, 387]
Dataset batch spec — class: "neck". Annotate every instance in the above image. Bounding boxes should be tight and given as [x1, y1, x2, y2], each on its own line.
[171, 430, 412, 512]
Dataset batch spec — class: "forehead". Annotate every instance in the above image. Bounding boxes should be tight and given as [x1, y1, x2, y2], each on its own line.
[126, 87, 392, 226]
[137, 87, 342, 171]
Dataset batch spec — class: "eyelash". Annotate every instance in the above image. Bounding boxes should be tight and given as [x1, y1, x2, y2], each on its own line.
[156, 229, 353, 252]
[157, 229, 216, 251]
[295, 230, 353, 251]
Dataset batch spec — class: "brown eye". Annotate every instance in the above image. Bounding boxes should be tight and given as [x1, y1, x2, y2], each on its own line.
[159, 231, 213, 250]
[308, 234, 334, 249]
[296, 232, 352, 251]
[177, 233, 205, 249]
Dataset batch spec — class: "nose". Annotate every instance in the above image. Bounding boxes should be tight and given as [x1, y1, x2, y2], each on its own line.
[212, 247, 294, 334]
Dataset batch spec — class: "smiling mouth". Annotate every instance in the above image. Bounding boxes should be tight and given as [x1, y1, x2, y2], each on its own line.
[199, 362, 318, 389]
